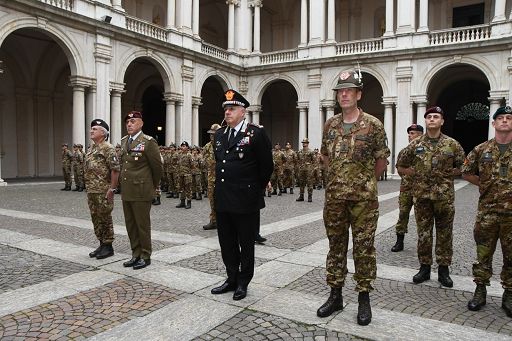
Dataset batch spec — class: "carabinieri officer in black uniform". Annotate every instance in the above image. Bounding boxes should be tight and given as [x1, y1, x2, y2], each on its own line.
[210, 89, 273, 300]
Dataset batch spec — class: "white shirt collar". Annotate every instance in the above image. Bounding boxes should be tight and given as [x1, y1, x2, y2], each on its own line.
[130, 131, 142, 140]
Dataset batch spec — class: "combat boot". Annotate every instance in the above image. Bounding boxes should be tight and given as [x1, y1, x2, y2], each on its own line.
[78, 186, 84, 192]
[173, 193, 179, 198]
[72, 186, 79, 191]
[152, 197, 161, 205]
[282, 188, 287, 194]
[391, 233, 405, 252]
[357, 292, 372, 326]
[176, 199, 186, 208]
[468, 284, 487, 311]
[296, 194, 304, 202]
[289, 188, 294, 194]
[267, 191, 271, 197]
[61, 185, 70, 191]
[197, 192, 202, 200]
[192, 193, 197, 199]
[307, 193, 312, 202]
[438, 265, 453, 288]
[272, 189, 277, 195]
[502, 289, 512, 317]
[317, 288, 343, 317]
[277, 189, 282, 196]
[413, 264, 431, 284]
[166, 192, 174, 198]
[185, 200, 192, 209]
[203, 221, 217, 230]
[96, 243, 114, 259]
[89, 243, 102, 258]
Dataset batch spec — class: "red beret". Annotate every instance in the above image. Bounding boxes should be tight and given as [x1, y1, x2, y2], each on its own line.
[125, 111, 143, 121]
[424, 106, 444, 118]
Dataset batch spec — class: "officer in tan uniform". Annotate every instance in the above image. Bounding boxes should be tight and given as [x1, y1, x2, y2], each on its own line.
[84, 119, 120, 259]
[317, 69, 389, 326]
[203, 123, 221, 230]
[120, 111, 163, 270]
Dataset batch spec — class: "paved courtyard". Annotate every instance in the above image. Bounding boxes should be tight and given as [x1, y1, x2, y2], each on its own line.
[1, 178, 512, 340]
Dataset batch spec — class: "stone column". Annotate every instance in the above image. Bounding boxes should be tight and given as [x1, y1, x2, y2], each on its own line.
[297, 103, 308, 147]
[180, 0, 193, 34]
[192, 0, 199, 35]
[251, 105, 261, 125]
[110, 82, 125, 146]
[227, 0, 238, 51]
[94, 41, 112, 124]
[488, 97, 501, 139]
[300, 0, 308, 46]
[326, 0, 335, 43]
[384, 0, 394, 36]
[415, 99, 427, 124]
[167, 0, 175, 27]
[85, 87, 96, 148]
[395, 63, 413, 154]
[0, 96, 6, 185]
[112, 0, 123, 10]
[192, 96, 201, 145]
[396, 0, 415, 34]
[251, 0, 262, 52]
[69, 76, 89, 147]
[181, 62, 194, 144]
[307, 69, 322, 147]
[493, 0, 507, 22]
[382, 100, 395, 173]
[308, 0, 325, 45]
[164, 93, 177, 145]
[418, 0, 429, 32]
[175, 99, 183, 144]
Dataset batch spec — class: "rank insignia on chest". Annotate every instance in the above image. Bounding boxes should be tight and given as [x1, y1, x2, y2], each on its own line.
[238, 152, 244, 159]
[327, 130, 336, 140]
[482, 152, 492, 160]
[415, 146, 425, 154]
[237, 137, 250, 146]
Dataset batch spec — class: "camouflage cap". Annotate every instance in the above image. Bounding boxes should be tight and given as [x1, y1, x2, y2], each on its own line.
[302, 138, 309, 144]
[493, 105, 512, 120]
[333, 70, 363, 90]
[207, 123, 221, 134]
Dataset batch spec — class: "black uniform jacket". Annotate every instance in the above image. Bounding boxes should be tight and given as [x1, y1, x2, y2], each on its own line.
[214, 122, 273, 213]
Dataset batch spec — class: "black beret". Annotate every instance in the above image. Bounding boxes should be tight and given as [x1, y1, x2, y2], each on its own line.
[493, 106, 512, 120]
[222, 89, 250, 108]
[180, 141, 189, 147]
[91, 119, 109, 132]
[424, 106, 444, 117]
[407, 124, 424, 133]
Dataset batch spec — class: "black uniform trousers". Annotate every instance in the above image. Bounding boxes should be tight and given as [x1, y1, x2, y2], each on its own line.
[216, 210, 258, 288]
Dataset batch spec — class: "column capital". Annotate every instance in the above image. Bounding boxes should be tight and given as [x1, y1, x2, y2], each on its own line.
[489, 90, 508, 101]
[164, 92, 183, 103]
[226, 0, 240, 6]
[248, 104, 261, 112]
[192, 96, 202, 107]
[94, 43, 112, 63]
[69, 75, 94, 88]
[320, 99, 336, 109]
[410, 95, 427, 104]
[248, 0, 263, 7]
[297, 101, 309, 109]
[381, 96, 397, 105]
[109, 81, 126, 93]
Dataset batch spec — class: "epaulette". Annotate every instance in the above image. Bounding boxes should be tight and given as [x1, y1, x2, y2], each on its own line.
[143, 134, 154, 141]
[248, 122, 263, 129]
[121, 135, 128, 141]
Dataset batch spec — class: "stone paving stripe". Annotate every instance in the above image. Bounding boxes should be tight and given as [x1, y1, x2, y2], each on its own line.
[0, 228, 39, 245]
[252, 260, 314, 288]
[326, 303, 512, 341]
[130, 265, 225, 293]
[195, 282, 280, 308]
[0, 208, 202, 244]
[152, 244, 212, 263]
[277, 250, 326, 267]
[0, 270, 123, 317]
[346, 260, 504, 298]
[188, 236, 222, 249]
[254, 245, 291, 260]
[88, 295, 243, 341]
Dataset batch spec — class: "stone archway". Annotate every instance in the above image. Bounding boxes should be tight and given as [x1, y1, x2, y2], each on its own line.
[0, 28, 74, 179]
[427, 63, 490, 153]
[199, 76, 225, 146]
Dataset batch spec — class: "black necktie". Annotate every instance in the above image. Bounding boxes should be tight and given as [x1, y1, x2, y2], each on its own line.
[228, 128, 235, 143]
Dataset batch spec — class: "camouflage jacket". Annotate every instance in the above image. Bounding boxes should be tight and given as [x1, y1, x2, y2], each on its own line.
[396, 148, 413, 192]
[296, 148, 315, 169]
[283, 149, 296, 170]
[321, 110, 390, 201]
[203, 141, 216, 175]
[272, 150, 286, 172]
[462, 138, 512, 212]
[84, 141, 120, 193]
[62, 149, 73, 167]
[397, 133, 465, 201]
[177, 151, 193, 176]
[191, 153, 201, 175]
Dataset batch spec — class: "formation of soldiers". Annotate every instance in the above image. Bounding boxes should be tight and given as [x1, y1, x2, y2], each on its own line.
[61, 143, 86, 192]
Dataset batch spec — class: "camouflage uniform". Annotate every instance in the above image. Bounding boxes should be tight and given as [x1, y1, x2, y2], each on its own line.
[177, 148, 193, 200]
[396, 133, 465, 266]
[463, 139, 512, 288]
[296, 147, 315, 196]
[78, 144, 86, 189]
[270, 148, 286, 194]
[321, 110, 390, 292]
[204, 141, 216, 224]
[283, 147, 296, 190]
[72, 145, 84, 190]
[115, 144, 122, 192]
[191, 148, 203, 196]
[313, 151, 324, 188]
[169, 147, 179, 196]
[84, 141, 120, 244]
[61, 145, 73, 189]
[160, 147, 169, 192]
[395, 148, 414, 235]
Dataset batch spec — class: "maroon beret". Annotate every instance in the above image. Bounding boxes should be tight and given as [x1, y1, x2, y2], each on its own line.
[125, 111, 143, 121]
[424, 106, 444, 118]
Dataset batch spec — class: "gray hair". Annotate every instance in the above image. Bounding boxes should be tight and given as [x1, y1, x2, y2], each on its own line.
[97, 126, 109, 140]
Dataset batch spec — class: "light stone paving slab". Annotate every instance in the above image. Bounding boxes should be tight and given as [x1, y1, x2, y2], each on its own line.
[252, 260, 314, 287]
[250, 288, 333, 325]
[0, 270, 124, 316]
[152, 244, 212, 264]
[254, 245, 291, 260]
[277, 250, 326, 267]
[0, 228, 40, 244]
[88, 294, 243, 341]
[326, 303, 512, 341]
[299, 238, 329, 254]
[130, 265, 225, 293]
[99, 259, 171, 276]
[195, 282, 280, 308]
[188, 236, 221, 249]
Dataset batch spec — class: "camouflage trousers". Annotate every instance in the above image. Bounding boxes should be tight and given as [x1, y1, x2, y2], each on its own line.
[87, 192, 114, 244]
[283, 168, 294, 188]
[297, 168, 313, 195]
[167, 172, 176, 193]
[192, 174, 202, 193]
[73, 164, 83, 187]
[323, 196, 378, 292]
[270, 170, 284, 192]
[62, 166, 72, 186]
[414, 198, 454, 266]
[177, 174, 192, 200]
[201, 171, 208, 192]
[207, 176, 216, 224]
[395, 191, 414, 235]
[472, 211, 512, 288]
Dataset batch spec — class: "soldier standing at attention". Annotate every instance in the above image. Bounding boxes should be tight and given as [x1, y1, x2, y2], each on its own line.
[397, 106, 465, 288]
[203, 123, 221, 230]
[391, 124, 424, 252]
[84, 119, 120, 259]
[463, 106, 512, 316]
[120, 111, 163, 270]
[270, 143, 286, 196]
[176, 141, 193, 209]
[317, 69, 389, 326]
[72, 144, 84, 191]
[210, 89, 273, 301]
[61, 143, 73, 191]
[283, 142, 296, 194]
[114, 143, 122, 193]
[296, 138, 315, 202]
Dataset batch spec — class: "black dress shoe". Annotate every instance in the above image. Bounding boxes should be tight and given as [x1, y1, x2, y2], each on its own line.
[123, 257, 140, 267]
[211, 281, 236, 295]
[133, 258, 150, 270]
[255, 235, 267, 244]
[233, 286, 247, 300]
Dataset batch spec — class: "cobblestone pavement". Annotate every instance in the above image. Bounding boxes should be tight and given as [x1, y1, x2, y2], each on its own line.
[1, 178, 512, 341]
